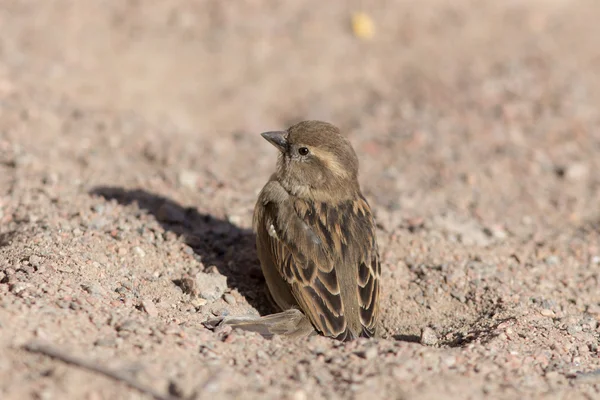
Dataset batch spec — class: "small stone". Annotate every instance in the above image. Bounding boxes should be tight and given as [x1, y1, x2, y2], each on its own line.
[28, 255, 43, 268]
[132, 246, 146, 257]
[540, 309, 555, 317]
[567, 324, 583, 336]
[442, 355, 457, 368]
[116, 319, 139, 333]
[205, 265, 219, 274]
[587, 303, 600, 316]
[140, 299, 158, 317]
[214, 323, 232, 336]
[42, 172, 58, 185]
[420, 327, 438, 346]
[88, 217, 108, 230]
[564, 163, 589, 181]
[82, 283, 104, 296]
[178, 169, 199, 189]
[483, 225, 507, 240]
[223, 294, 237, 305]
[18, 264, 34, 275]
[177, 276, 198, 296]
[227, 214, 242, 226]
[9, 282, 30, 296]
[544, 256, 560, 266]
[451, 290, 467, 303]
[196, 273, 228, 301]
[191, 298, 208, 308]
[356, 346, 378, 360]
[292, 390, 308, 400]
[211, 308, 229, 317]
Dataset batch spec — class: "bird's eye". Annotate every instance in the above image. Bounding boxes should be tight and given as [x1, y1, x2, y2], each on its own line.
[298, 147, 310, 156]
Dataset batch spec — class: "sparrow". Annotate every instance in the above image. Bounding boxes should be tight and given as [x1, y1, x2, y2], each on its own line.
[222, 120, 380, 341]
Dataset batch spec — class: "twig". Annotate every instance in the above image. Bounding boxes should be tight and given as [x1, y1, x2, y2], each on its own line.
[23, 341, 179, 400]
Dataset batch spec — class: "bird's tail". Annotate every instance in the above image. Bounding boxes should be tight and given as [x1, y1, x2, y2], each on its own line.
[211, 309, 316, 339]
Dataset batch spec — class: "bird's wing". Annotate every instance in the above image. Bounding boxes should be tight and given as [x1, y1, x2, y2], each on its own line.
[350, 195, 381, 338]
[296, 195, 380, 338]
[257, 185, 379, 340]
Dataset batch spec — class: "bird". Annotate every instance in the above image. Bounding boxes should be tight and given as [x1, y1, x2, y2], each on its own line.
[220, 120, 381, 341]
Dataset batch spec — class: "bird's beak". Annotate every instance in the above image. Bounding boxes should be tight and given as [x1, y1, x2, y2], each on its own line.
[261, 131, 288, 153]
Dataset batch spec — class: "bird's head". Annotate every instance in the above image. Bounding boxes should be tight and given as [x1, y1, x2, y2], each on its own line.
[261, 121, 360, 202]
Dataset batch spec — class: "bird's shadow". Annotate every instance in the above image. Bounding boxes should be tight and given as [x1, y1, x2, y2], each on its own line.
[89, 186, 272, 315]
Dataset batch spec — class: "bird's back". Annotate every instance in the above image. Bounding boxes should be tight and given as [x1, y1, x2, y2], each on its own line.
[255, 180, 380, 341]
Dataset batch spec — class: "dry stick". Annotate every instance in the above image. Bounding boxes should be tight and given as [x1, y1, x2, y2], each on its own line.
[23, 341, 179, 400]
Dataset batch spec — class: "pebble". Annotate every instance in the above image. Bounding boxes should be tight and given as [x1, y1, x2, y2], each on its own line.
[214, 324, 232, 336]
[227, 214, 242, 226]
[191, 298, 208, 308]
[28, 255, 43, 268]
[197, 273, 228, 301]
[483, 225, 507, 240]
[563, 163, 589, 181]
[544, 256, 560, 266]
[18, 264, 35, 275]
[82, 283, 104, 296]
[356, 346, 378, 360]
[567, 324, 583, 336]
[177, 276, 198, 296]
[420, 327, 439, 346]
[212, 308, 229, 317]
[540, 309, 555, 317]
[140, 299, 158, 317]
[57, 265, 74, 273]
[442, 355, 457, 368]
[178, 169, 199, 189]
[292, 390, 308, 400]
[505, 327, 515, 339]
[132, 246, 146, 257]
[9, 282, 30, 296]
[223, 293, 237, 306]
[116, 319, 140, 333]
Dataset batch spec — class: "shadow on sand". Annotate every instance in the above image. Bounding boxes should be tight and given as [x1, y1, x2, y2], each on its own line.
[89, 186, 273, 315]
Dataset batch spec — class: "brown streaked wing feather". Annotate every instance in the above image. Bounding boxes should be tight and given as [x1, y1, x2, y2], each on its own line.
[354, 194, 380, 337]
[301, 194, 379, 338]
[259, 190, 379, 340]
[261, 199, 350, 339]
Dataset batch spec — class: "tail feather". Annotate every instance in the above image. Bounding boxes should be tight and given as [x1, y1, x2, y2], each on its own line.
[217, 309, 316, 339]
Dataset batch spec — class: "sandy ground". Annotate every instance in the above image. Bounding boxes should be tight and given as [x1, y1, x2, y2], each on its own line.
[1, 1, 600, 399]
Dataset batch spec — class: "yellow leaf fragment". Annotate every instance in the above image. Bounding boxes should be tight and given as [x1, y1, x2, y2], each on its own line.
[351, 12, 375, 40]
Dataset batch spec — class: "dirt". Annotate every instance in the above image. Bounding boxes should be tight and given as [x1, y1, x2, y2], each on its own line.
[1, 1, 600, 399]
